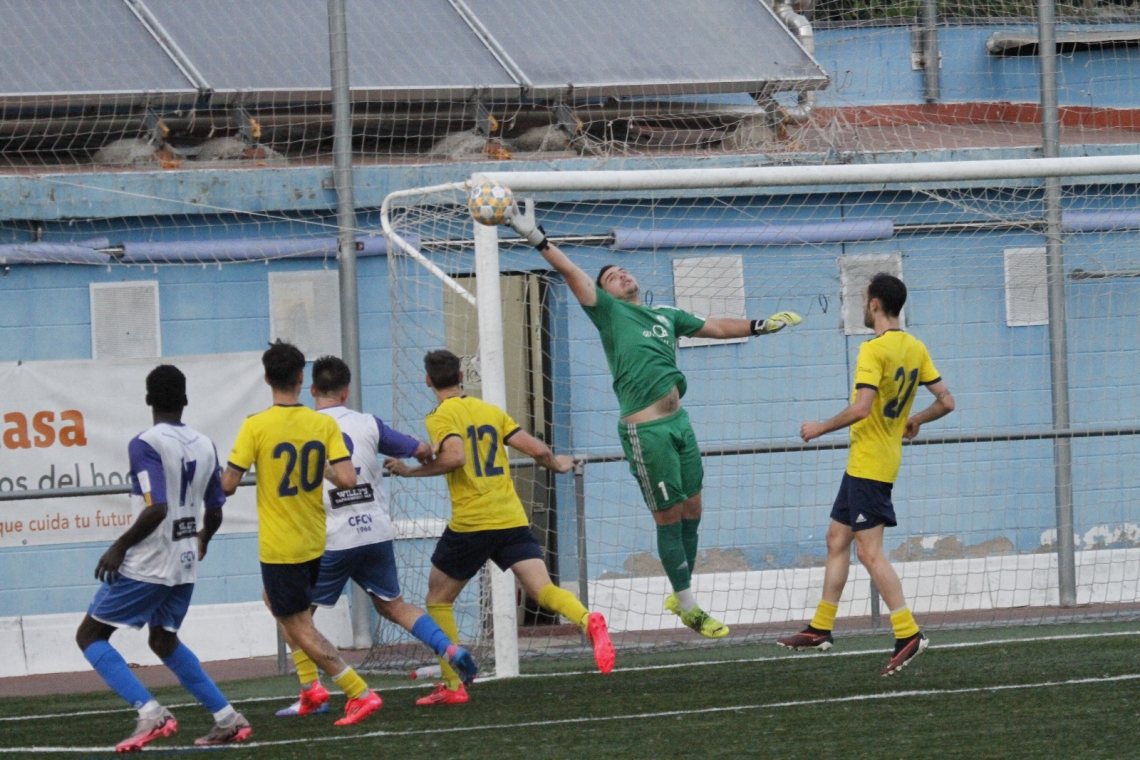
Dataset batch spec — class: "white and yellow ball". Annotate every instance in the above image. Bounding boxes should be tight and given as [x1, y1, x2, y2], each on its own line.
[467, 180, 513, 226]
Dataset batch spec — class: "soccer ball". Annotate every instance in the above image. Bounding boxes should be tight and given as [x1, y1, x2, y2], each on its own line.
[468, 180, 513, 226]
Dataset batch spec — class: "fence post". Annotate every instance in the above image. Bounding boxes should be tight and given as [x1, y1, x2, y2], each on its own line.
[276, 626, 287, 675]
[327, 0, 372, 647]
[574, 460, 589, 610]
[921, 0, 940, 103]
[1038, 0, 1077, 607]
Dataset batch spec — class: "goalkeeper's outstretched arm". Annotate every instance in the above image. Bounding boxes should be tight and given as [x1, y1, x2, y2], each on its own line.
[508, 200, 597, 306]
[508, 198, 803, 335]
[696, 311, 803, 340]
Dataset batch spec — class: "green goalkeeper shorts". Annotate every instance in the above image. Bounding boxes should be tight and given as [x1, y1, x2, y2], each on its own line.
[618, 408, 704, 512]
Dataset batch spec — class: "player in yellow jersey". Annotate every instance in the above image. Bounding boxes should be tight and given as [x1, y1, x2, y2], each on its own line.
[777, 274, 955, 676]
[384, 350, 615, 705]
[220, 341, 382, 725]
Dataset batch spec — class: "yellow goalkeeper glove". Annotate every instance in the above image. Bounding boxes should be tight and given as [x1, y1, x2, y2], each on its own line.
[751, 311, 802, 335]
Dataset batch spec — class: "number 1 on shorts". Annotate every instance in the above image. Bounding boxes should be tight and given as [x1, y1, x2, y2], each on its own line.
[658, 481, 668, 500]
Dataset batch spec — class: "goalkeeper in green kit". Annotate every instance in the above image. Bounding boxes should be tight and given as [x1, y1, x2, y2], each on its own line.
[509, 201, 801, 638]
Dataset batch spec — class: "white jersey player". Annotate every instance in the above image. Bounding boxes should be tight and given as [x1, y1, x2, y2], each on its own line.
[274, 356, 477, 717]
[118, 423, 224, 585]
[75, 365, 250, 752]
[320, 404, 404, 551]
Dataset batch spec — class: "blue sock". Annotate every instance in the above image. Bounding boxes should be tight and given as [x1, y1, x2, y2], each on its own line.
[161, 642, 229, 714]
[83, 641, 154, 710]
[411, 614, 455, 658]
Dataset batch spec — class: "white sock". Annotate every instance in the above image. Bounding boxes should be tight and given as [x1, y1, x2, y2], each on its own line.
[213, 704, 237, 726]
[675, 588, 698, 613]
[138, 700, 163, 719]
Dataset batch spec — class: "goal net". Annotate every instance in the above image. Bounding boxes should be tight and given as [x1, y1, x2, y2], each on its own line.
[371, 156, 1140, 675]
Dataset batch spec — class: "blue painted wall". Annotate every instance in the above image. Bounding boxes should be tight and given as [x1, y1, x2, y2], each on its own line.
[813, 23, 1140, 107]
[4, 175, 1139, 617]
[0, 251, 399, 617]
[528, 191, 1140, 576]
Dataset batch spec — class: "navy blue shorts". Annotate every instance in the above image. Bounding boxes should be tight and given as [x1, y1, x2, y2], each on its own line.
[312, 541, 401, 607]
[830, 472, 896, 531]
[431, 526, 544, 581]
[261, 558, 322, 618]
[88, 578, 194, 632]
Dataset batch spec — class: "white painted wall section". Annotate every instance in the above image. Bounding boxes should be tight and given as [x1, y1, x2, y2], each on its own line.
[0, 596, 352, 679]
[591, 548, 1140, 633]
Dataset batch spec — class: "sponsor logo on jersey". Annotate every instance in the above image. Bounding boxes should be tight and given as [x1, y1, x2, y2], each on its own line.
[171, 516, 198, 540]
[329, 483, 375, 509]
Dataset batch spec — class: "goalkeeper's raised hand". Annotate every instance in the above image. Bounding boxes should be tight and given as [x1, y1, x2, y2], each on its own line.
[750, 311, 803, 336]
[505, 197, 596, 306]
[507, 198, 549, 250]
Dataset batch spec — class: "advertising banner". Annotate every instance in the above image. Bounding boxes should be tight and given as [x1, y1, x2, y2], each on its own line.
[0, 353, 267, 547]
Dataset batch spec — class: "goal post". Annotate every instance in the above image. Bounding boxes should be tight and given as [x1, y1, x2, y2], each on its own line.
[379, 154, 1140, 679]
[474, 155, 1140, 193]
[473, 221, 522, 679]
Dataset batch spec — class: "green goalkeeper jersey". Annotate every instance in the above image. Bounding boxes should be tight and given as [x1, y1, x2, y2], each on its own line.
[581, 286, 706, 418]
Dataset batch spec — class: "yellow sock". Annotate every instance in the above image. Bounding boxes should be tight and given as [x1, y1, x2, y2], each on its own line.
[537, 584, 590, 630]
[332, 666, 368, 700]
[292, 649, 319, 686]
[427, 602, 462, 691]
[890, 606, 920, 639]
[810, 600, 838, 632]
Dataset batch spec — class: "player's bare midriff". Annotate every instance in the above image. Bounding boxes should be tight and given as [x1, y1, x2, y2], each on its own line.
[621, 386, 680, 424]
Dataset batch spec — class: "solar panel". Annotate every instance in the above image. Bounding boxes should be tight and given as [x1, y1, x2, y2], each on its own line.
[0, 0, 825, 105]
[0, 0, 194, 100]
[143, 0, 520, 100]
[465, 0, 827, 97]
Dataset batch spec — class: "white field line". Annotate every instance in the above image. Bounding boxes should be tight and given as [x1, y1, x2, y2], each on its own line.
[1, 628, 1137, 725]
[4, 672, 1139, 754]
[0, 681, 434, 722]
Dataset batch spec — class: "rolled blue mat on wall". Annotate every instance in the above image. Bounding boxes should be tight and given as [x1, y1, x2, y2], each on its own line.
[611, 219, 895, 250]
[0, 234, 419, 265]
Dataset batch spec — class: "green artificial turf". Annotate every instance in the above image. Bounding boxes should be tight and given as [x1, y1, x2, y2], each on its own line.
[2, 622, 1138, 759]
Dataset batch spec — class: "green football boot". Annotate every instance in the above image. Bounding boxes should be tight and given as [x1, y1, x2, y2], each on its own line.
[665, 593, 729, 639]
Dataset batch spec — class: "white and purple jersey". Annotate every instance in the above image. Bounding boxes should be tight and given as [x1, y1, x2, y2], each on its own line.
[120, 423, 225, 586]
[320, 406, 420, 551]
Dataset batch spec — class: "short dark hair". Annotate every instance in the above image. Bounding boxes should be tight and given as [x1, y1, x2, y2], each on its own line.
[146, 364, 187, 413]
[596, 264, 618, 289]
[867, 273, 907, 317]
[263, 340, 306, 391]
[424, 350, 461, 389]
[312, 355, 351, 396]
